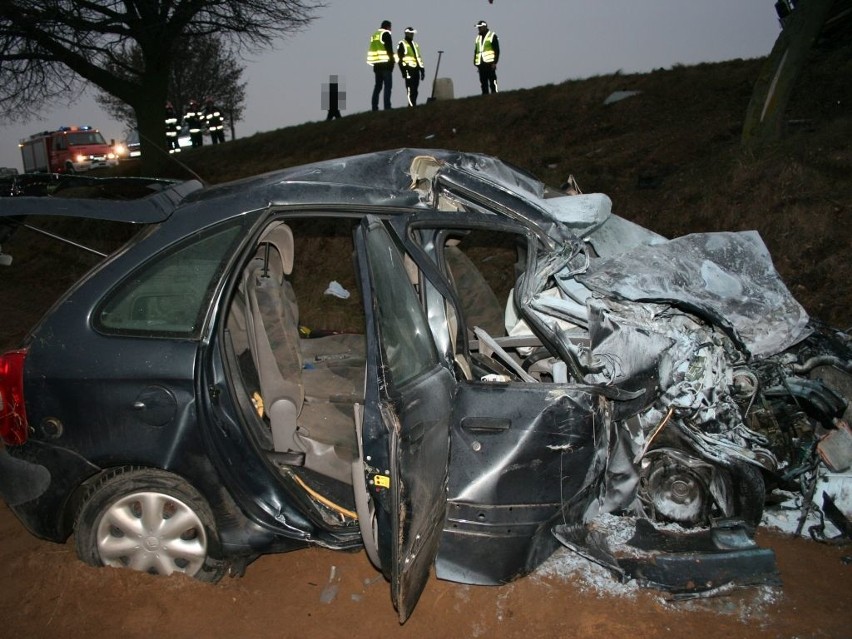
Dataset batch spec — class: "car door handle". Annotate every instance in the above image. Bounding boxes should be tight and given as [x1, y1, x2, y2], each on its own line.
[461, 417, 510, 432]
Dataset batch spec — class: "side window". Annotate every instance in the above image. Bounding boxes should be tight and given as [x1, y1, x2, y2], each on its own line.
[54, 136, 66, 151]
[426, 226, 554, 383]
[365, 223, 438, 386]
[441, 230, 521, 338]
[96, 221, 243, 337]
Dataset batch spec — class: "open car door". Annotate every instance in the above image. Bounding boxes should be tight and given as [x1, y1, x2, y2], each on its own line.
[354, 217, 454, 622]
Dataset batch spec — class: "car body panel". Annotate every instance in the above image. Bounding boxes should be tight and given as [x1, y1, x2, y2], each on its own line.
[577, 230, 810, 358]
[436, 381, 606, 585]
[0, 179, 202, 223]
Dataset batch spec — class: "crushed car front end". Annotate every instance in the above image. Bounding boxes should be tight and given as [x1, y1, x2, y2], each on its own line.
[404, 150, 850, 594]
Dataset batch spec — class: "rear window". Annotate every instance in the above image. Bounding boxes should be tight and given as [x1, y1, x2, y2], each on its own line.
[95, 221, 243, 337]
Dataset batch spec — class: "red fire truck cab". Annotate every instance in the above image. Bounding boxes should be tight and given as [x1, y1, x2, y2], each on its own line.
[19, 126, 119, 174]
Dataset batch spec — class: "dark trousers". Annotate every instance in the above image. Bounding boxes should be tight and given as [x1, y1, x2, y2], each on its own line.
[190, 132, 203, 148]
[477, 63, 498, 95]
[209, 129, 225, 144]
[372, 64, 393, 110]
[403, 69, 421, 106]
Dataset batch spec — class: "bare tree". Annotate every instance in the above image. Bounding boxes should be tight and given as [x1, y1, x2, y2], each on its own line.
[96, 35, 247, 142]
[0, 1, 324, 173]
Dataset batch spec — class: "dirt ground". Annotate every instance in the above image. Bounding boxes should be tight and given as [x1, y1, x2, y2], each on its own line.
[1, 500, 849, 638]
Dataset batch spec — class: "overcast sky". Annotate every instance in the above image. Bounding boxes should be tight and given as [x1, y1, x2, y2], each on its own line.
[0, 1, 782, 171]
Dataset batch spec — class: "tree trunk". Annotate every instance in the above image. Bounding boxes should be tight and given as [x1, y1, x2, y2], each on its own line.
[741, 0, 834, 149]
[132, 72, 172, 176]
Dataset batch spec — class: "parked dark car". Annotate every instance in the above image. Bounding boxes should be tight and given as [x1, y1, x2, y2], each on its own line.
[0, 149, 849, 621]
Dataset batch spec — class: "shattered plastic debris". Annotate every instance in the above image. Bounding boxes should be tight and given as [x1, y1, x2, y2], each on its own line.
[662, 584, 780, 623]
[554, 513, 770, 593]
[818, 422, 852, 472]
[536, 544, 781, 617]
[319, 565, 340, 604]
[537, 513, 781, 618]
[603, 90, 642, 105]
[323, 280, 350, 299]
[761, 494, 833, 537]
[534, 545, 640, 599]
[762, 467, 852, 539]
[535, 514, 640, 597]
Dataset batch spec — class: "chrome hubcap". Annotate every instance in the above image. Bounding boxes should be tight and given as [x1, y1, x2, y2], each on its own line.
[95, 491, 207, 576]
[640, 451, 713, 525]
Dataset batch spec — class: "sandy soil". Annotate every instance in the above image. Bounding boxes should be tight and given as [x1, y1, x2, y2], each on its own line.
[0, 499, 849, 638]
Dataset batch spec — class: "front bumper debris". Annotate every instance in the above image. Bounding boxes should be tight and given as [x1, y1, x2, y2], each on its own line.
[553, 517, 781, 596]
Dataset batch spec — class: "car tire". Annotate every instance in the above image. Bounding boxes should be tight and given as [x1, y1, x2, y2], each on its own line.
[639, 448, 765, 528]
[729, 460, 766, 528]
[74, 468, 226, 582]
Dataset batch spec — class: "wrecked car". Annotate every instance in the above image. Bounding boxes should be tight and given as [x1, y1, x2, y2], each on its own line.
[0, 149, 849, 621]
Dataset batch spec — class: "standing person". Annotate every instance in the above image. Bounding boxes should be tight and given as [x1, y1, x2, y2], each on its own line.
[204, 97, 225, 144]
[184, 99, 204, 148]
[473, 20, 500, 95]
[164, 101, 181, 153]
[398, 27, 425, 107]
[366, 20, 395, 111]
[323, 75, 344, 120]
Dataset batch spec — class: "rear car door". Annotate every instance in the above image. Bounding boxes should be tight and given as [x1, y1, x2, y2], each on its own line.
[354, 217, 454, 622]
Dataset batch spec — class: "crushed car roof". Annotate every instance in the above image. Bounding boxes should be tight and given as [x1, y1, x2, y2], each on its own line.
[0, 148, 812, 357]
[0, 149, 563, 225]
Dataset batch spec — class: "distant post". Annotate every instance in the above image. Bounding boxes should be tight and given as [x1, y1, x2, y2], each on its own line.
[322, 75, 346, 120]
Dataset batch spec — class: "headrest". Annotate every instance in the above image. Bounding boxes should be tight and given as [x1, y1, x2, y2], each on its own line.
[259, 223, 295, 275]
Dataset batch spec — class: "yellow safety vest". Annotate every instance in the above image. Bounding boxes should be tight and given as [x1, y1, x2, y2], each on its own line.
[399, 40, 423, 68]
[367, 29, 393, 65]
[474, 31, 497, 65]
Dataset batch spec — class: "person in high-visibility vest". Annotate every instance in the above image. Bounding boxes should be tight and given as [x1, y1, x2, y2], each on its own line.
[473, 20, 500, 95]
[397, 27, 425, 107]
[204, 98, 225, 144]
[183, 99, 204, 148]
[165, 102, 181, 154]
[366, 20, 395, 111]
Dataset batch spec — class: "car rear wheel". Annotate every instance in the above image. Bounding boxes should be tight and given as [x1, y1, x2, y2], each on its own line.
[74, 468, 226, 582]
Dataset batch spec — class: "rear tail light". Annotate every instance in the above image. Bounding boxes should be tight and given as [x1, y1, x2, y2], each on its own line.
[0, 349, 29, 445]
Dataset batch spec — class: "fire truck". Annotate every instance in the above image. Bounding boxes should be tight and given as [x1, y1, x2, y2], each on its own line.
[19, 126, 119, 174]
